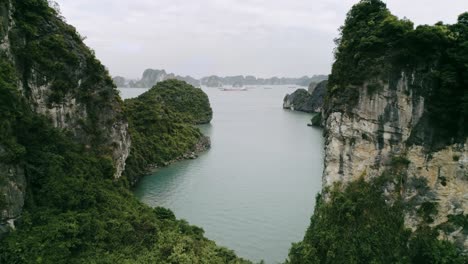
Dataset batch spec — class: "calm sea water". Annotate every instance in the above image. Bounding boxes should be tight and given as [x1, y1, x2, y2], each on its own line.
[119, 86, 324, 264]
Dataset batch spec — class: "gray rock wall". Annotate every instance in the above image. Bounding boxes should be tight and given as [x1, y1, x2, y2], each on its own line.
[322, 72, 467, 249]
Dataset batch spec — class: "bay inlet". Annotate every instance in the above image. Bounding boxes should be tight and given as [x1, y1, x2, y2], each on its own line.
[120, 86, 324, 263]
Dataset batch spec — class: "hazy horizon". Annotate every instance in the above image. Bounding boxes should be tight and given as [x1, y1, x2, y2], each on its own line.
[113, 70, 329, 80]
[54, 0, 468, 79]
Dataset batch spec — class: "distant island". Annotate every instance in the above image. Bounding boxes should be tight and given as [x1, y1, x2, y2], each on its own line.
[114, 69, 200, 88]
[113, 69, 328, 88]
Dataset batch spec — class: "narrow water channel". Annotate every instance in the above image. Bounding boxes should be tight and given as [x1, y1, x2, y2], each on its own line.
[121, 86, 324, 263]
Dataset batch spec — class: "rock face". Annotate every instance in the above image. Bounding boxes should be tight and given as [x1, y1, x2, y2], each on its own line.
[0, 0, 130, 232]
[0, 163, 25, 235]
[308, 80, 327, 112]
[283, 80, 327, 113]
[283, 89, 310, 111]
[317, 1, 468, 252]
[323, 72, 468, 249]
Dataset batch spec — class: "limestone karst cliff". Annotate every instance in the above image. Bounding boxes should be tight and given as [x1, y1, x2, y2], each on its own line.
[323, 72, 467, 245]
[0, 0, 130, 232]
[288, 1, 467, 263]
[321, 4, 467, 244]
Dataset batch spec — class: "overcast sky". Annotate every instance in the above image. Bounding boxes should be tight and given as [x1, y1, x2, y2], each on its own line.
[54, 0, 467, 79]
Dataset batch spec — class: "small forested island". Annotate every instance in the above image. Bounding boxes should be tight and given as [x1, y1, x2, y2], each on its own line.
[123, 79, 213, 185]
[0, 0, 466, 263]
[283, 80, 328, 113]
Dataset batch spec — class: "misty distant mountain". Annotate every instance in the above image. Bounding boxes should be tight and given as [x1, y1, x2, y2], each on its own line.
[200, 75, 328, 87]
[112, 76, 127, 87]
[114, 69, 201, 88]
[113, 69, 328, 88]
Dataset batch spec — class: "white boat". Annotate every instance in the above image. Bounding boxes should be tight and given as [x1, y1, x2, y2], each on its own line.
[220, 87, 248, 91]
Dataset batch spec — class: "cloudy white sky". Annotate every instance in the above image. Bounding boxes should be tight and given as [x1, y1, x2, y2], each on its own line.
[54, 0, 467, 79]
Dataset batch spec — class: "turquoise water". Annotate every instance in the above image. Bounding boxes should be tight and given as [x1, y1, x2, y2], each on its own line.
[120, 86, 324, 264]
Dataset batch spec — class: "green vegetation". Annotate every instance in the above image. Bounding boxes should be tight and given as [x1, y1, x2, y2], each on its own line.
[390, 155, 411, 167]
[287, 176, 467, 264]
[440, 214, 468, 235]
[328, 0, 413, 89]
[10, 0, 115, 105]
[326, 0, 468, 148]
[366, 81, 383, 95]
[123, 80, 211, 184]
[9, 0, 123, 152]
[144, 79, 213, 124]
[286, 89, 310, 110]
[311, 113, 322, 127]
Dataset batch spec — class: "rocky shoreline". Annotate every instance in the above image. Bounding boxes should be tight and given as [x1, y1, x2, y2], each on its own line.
[146, 135, 211, 174]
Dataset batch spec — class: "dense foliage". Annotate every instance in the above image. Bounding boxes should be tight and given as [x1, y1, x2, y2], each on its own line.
[123, 80, 210, 184]
[326, 0, 468, 149]
[284, 89, 311, 111]
[310, 114, 322, 127]
[287, 176, 467, 264]
[10, 0, 117, 104]
[144, 79, 213, 124]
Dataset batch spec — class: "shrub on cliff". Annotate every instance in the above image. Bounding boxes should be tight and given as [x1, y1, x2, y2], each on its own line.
[287, 177, 467, 264]
[310, 114, 322, 127]
[328, 0, 413, 90]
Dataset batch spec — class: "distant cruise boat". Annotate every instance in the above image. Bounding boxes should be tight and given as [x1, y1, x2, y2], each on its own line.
[220, 87, 248, 91]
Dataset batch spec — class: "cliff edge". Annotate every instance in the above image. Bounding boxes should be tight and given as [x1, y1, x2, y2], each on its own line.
[288, 1, 467, 262]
